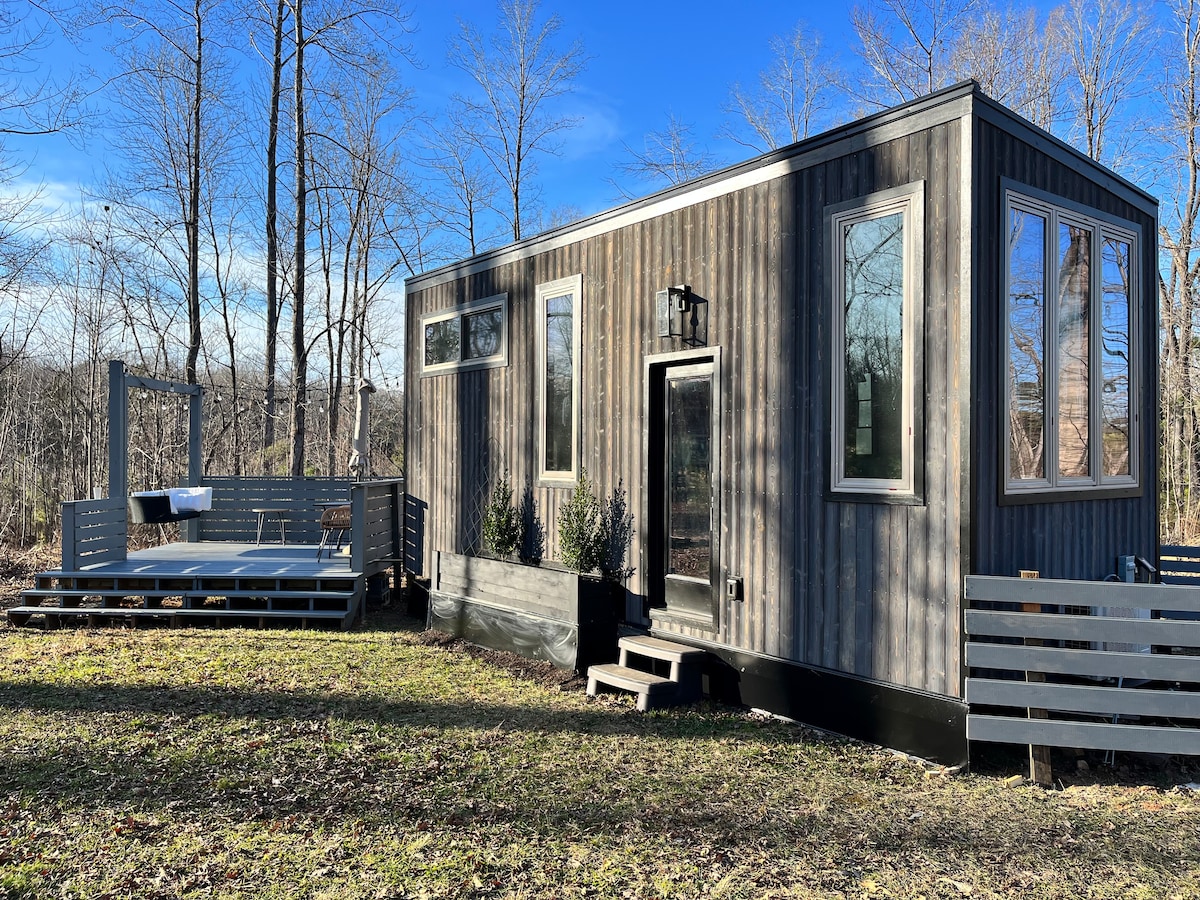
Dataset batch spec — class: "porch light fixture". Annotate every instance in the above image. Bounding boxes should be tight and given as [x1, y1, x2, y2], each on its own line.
[655, 284, 692, 337]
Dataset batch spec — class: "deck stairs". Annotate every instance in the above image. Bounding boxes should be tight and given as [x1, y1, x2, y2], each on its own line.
[586, 634, 705, 711]
[7, 569, 363, 630]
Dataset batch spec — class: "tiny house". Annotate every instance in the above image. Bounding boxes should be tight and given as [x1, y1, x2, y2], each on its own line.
[403, 81, 1159, 765]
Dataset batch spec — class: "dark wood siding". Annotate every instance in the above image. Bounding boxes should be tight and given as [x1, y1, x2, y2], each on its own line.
[968, 115, 1159, 583]
[406, 111, 967, 699]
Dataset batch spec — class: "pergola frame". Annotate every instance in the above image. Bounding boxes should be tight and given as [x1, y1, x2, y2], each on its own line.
[107, 359, 204, 500]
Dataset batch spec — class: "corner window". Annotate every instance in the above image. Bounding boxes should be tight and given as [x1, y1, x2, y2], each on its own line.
[420, 293, 508, 375]
[537, 274, 582, 482]
[1004, 187, 1138, 495]
[828, 182, 924, 497]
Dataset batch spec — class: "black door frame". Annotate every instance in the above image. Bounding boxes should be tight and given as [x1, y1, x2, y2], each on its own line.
[643, 346, 722, 630]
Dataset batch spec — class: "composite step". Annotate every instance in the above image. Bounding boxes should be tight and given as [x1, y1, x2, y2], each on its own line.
[587, 634, 706, 710]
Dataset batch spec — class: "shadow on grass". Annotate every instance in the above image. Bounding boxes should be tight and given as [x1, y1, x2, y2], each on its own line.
[1, 678, 1198, 884]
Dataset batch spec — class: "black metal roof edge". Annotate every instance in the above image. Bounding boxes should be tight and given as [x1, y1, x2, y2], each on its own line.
[405, 80, 982, 292]
[969, 89, 1158, 218]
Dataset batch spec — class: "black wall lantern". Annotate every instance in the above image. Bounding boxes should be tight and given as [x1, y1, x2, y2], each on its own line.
[655, 284, 692, 338]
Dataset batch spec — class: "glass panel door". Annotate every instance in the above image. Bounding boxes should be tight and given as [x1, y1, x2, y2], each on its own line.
[667, 375, 712, 580]
[660, 362, 716, 620]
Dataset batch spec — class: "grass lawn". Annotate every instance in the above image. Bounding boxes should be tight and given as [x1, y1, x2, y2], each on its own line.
[0, 611, 1197, 899]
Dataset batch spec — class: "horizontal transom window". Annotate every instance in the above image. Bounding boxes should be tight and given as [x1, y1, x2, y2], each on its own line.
[420, 293, 509, 376]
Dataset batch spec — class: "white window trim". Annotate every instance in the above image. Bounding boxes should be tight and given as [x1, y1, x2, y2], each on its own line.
[536, 274, 583, 484]
[419, 293, 509, 376]
[828, 181, 924, 497]
[1002, 187, 1140, 496]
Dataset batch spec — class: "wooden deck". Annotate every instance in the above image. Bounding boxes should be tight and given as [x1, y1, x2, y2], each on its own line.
[8, 541, 370, 630]
[8, 476, 406, 631]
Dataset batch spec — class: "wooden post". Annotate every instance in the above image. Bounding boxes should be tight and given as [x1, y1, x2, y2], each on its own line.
[108, 360, 128, 501]
[1019, 569, 1053, 786]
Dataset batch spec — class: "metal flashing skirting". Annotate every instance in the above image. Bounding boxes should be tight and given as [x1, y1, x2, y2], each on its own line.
[682, 642, 970, 767]
[427, 590, 618, 673]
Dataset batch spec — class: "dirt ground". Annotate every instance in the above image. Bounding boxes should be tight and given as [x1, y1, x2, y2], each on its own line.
[0, 543, 57, 607]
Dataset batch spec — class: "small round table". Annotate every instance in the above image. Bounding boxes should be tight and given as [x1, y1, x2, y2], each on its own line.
[251, 508, 289, 544]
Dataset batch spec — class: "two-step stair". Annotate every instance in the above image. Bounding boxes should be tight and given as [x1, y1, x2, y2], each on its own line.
[586, 634, 705, 711]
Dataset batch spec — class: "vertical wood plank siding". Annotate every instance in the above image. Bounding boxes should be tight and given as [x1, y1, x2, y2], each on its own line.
[405, 91, 1158, 705]
[968, 117, 1159, 583]
[406, 116, 966, 699]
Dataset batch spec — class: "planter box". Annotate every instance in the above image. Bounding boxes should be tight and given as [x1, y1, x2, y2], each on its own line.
[427, 551, 620, 672]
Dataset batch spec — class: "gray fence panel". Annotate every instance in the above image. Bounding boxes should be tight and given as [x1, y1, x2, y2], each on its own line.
[968, 716, 1200, 755]
[966, 677, 1200, 719]
[965, 609, 1200, 646]
[965, 574, 1200, 613]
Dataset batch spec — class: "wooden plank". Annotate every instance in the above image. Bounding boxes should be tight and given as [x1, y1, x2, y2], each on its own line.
[968, 715, 1200, 755]
[966, 677, 1200, 719]
[966, 575, 1200, 614]
[966, 641, 1200, 682]
[965, 609, 1200, 647]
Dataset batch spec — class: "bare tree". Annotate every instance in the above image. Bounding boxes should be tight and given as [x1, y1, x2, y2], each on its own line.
[424, 114, 501, 256]
[1059, 0, 1155, 165]
[448, 0, 586, 242]
[1159, 0, 1200, 541]
[611, 115, 716, 199]
[722, 22, 842, 153]
[99, 0, 230, 385]
[850, 0, 979, 106]
[948, 5, 1066, 130]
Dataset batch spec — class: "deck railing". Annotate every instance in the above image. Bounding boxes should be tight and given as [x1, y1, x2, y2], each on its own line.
[191, 476, 353, 544]
[350, 478, 404, 576]
[61, 497, 128, 570]
[964, 575, 1200, 756]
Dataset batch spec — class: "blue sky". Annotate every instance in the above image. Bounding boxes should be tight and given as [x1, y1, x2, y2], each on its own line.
[15, 0, 864, 224]
[409, 0, 862, 219]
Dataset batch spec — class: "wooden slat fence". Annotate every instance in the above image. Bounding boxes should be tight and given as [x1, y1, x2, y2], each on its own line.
[61, 497, 128, 570]
[193, 477, 353, 543]
[964, 575, 1200, 755]
[1160, 544, 1200, 587]
[351, 478, 405, 576]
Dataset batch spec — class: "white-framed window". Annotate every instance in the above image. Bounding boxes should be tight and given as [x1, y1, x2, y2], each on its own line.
[536, 274, 582, 483]
[828, 182, 924, 498]
[1004, 185, 1139, 495]
[420, 293, 508, 376]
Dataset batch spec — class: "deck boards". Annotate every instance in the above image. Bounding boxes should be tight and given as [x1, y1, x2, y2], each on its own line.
[68, 542, 364, 579]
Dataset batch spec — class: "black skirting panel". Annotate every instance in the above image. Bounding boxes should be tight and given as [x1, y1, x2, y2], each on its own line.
[692, 642, 969, 767]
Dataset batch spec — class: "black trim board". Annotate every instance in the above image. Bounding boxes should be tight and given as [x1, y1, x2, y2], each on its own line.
[676, 639, 969, 767]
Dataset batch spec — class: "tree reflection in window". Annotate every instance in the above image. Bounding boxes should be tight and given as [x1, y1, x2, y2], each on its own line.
[842, 212, 904, 481]
[544, 293, 574, 473]
[424, 318, 460, 367]
[1004, 188, 1138, 493]
[463, 307, 502, 360]
[1057, 222, 1091, 478]
[1008, 208, 1046, 481]
[1101, 237, 1131, 477]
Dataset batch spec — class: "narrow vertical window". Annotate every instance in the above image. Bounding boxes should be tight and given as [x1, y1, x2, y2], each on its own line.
[1101, 237, 1132, 479]
[1057, 221, 1092, 479]
[1003, 185, 1139, 495]
[1007, 208, 1046, 482]
[828, 182, 923, 497]
[537, 275, 582, 482]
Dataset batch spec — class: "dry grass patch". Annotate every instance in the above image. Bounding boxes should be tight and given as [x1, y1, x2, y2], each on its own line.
[0, 613, 1197, 899]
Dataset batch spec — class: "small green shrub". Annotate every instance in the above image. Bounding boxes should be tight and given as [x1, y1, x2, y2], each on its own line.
[557, 469, 602, 572]
[482, 471, 523, 559]
[557, 471, 633, 579]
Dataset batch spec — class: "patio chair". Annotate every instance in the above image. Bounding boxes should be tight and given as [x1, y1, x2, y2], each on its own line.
[317, 504, 352, 560]
[129, 493, 203, 543]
